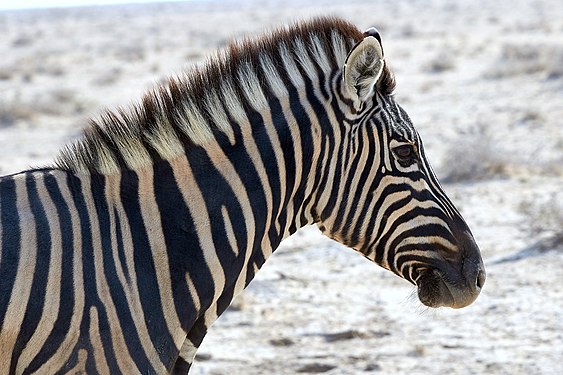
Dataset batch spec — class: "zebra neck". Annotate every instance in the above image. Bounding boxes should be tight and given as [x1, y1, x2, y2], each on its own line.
[109, 84, 325, 327]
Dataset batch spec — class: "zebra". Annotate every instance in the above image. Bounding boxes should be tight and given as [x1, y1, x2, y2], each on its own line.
[0, 16, 485, 374]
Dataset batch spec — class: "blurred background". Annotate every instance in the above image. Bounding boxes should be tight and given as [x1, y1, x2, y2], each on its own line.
[0, 0, 562, 374]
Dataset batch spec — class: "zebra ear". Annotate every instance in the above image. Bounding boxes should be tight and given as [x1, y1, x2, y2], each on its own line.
[343, 33, 385, 106]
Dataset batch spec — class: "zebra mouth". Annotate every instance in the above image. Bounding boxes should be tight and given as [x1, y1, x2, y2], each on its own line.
[416, 269, 455, 308]
[416, 268, 480, 309]
[416, 260, 485, 309]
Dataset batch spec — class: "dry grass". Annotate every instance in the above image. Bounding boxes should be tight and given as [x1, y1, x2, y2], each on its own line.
[12, 34, 35, 48]
[423, 52, 457, 73]
[115, 44, 146, 62]
[0, 87, 93, 128]
[0, 67, 14, 81]
[0, 101, 35, 128]
[91, 66, 123, 86]
[486, 42, 563, 79]
[441, 123, 508, 183]
[519, 193, 563, 250]
[36, 62, 65, 77]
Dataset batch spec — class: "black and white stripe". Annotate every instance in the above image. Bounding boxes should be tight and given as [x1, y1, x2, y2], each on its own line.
[0, 16, 484, 374]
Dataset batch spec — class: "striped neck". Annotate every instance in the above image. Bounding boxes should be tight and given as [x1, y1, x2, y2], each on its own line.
[45, 18, 365, 368]
[79, 58, 339, 352]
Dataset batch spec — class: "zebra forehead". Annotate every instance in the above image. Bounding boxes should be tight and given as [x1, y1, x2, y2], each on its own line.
[375, 96, 416, 140]
[54, 17, 393, 175]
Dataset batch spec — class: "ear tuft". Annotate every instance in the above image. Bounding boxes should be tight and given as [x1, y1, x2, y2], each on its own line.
[343, 35, 385, 107]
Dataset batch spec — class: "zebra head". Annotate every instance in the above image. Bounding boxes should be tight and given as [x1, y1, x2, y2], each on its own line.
[318, 28, 485, 309]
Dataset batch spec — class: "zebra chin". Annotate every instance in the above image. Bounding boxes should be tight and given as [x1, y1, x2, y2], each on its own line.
[416, 268, 483, 309]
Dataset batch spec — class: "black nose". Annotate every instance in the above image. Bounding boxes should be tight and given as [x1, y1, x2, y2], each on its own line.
[462, 255, 486, 293]
[453, 224, 486, 293]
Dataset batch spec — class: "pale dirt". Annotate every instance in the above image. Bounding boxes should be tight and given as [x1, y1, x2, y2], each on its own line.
[0, 1, 562, 374]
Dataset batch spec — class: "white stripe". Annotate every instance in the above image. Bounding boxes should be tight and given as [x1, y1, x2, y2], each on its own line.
[32, 171, 86, 373]
[171, 156, 226, 304]
[177, 99, 213, 145]
[101, 173, 167, 372]
[137, 167, 185, 350]
[84, 175, 137, 372]
[238, 64, 269, 112]
[259, 53, 288, 98]
[112, 127, 152, 171]
[280, 42, 305, 88]
[381, 215, 451, 270]
[331, 30, 349, 68]
[294, 38, 318, 81]
[309, 34, 332, 73]
[145, 115, 184, 160]
[221, 78, 248, 125]
[204, 89, 235, 144]
[17, 173, 65, 371]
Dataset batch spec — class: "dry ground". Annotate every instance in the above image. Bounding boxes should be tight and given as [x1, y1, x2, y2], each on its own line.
[0, 0, 562, 374]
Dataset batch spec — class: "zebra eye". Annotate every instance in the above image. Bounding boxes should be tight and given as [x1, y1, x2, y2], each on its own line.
[393, 144, 414, 160]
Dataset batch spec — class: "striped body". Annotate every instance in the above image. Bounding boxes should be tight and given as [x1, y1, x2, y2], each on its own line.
[0, 17, 485, 374]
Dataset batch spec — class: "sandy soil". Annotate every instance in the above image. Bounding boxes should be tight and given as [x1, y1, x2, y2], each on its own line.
[0, 0, 562, 374]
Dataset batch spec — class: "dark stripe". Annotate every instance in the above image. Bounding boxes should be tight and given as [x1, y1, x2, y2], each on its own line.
[331, 120, 365, 234]
[246, 107, 280, 268]
[25, 173, 76, 373]
[88, 174, 155, 372]
[385, 221, 455, 274]
[348, 119, 394, 248]
[310, 70, 339, 216]
[185, 316, 207, 350]
[152, 161, 217, 348]
[320, 72, 350, 221]
[185, 146, 249, 315]
[272, 56, 315, 234]
[10, 173, 50, 373]
[289, 73, 314, 233]
[363, 182, 421, 256]
[267, 96, 296, 237]
[171, 355, 191, 375]
[120, 169, 177, 369]
[66, 174, 121, 374]
[0, 176, 21, 331]
[369, 198, 402, 256]
[314, 65, 330, 101]
[333, 75, 356, 111]
[418, 144, 457, 215]
[395, 244, 454, 274]
[233, 75, 277, 275]
[211, 108, 269, 288]
[345, 124, 380, 246]
[298, 68, 339, 226]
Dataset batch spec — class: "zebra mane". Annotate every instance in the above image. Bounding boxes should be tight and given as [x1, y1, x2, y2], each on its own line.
[54, 16, 394, 175]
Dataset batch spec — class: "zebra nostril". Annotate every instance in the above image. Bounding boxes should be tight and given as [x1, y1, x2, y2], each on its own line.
[476, 270, 486, 290]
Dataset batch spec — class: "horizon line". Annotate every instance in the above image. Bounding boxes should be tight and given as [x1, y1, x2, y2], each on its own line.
[0, 0, 205, 12]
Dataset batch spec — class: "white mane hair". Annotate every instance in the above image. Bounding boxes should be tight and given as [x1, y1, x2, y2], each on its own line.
[54, 17, 391, 175]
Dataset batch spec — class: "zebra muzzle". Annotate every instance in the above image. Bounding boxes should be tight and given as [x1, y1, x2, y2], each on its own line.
[416, 265, 483, 309]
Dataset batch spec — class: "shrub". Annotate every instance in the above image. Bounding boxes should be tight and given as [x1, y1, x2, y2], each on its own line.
[486, 42, 563, 80]
[91, 67, 123, 86]
[423, 52, 456, 73]
[441, 123, 508, 183]
[0, 67, 14, 81]
[519, 193, 563, 250]
[0, 101, 35, 128]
